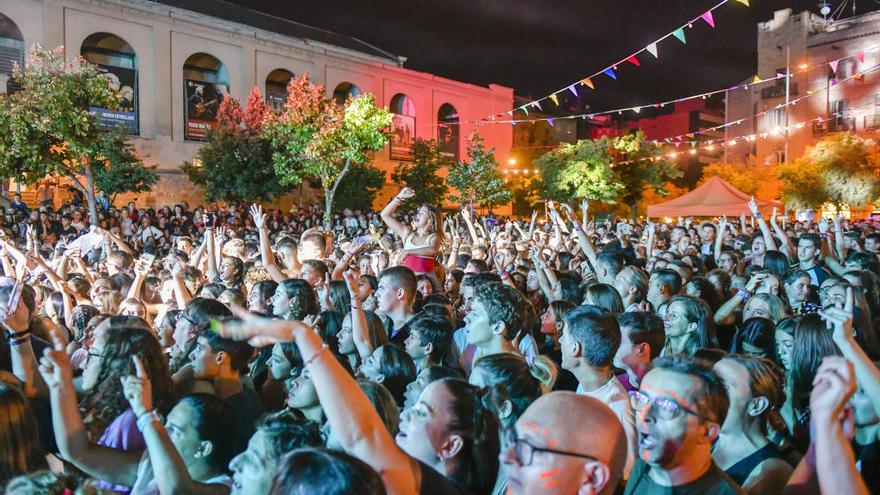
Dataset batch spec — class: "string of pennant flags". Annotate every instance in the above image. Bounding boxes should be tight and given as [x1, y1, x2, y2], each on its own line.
[476, 0, 751, 124]
[472, 44, 880, 127]
[607, 63, 880, 166]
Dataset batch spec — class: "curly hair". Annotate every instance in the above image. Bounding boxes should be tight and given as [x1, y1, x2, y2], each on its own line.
[80, 319, 177, 439]
[278, 279, 319, 321]
[473, 282, 530, 341]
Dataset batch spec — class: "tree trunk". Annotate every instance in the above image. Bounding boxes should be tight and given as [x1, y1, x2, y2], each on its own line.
[630, 203, 638, 221]
[82, 160, 100, 226]
[324, 158, 352, 230]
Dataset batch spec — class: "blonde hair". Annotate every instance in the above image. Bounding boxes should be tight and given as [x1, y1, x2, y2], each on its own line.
[93, 290, 122, 315]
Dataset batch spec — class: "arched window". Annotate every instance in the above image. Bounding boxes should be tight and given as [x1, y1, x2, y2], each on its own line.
[183, 53, 229, 141]
[437, 103, 459, 160]
[81, 33, 138, 135]
[265, 68, 293, 112]
[332, 82, 360, 106]
[0, 13, 24, 94]
[389, 93, 416, 161]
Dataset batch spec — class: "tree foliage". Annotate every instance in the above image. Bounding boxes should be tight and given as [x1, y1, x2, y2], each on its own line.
[611, 132, 682, 216]
[265, 74, 392, 226]
[391, 138, 449, 207]
[0, 46, 156, 223]
[534, 137, 622, 203]
[92, 130, 158, 203]
[700, 159, 780, 199]
[778, 132, 880, 209]
[447, 132, 512, 210]
[181, 87, 284, 203]
[333, 164, 387, 211]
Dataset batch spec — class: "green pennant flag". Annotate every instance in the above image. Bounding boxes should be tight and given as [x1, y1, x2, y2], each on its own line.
[672, 28, 686, 44]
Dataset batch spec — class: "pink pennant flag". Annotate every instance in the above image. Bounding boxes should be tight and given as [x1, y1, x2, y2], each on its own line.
[701, 11, 715, 28]
[857, 52, 865, 63]
[829, 60, 839, 74]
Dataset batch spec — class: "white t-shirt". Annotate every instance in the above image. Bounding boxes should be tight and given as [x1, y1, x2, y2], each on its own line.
[577, 375, 637, 479]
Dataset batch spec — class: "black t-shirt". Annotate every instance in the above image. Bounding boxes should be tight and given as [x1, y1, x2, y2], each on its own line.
[624, 459, 746, 495]
[385, 315, 415, 349]
[418, 460, 466, 495]
[224, 385, 264, 450]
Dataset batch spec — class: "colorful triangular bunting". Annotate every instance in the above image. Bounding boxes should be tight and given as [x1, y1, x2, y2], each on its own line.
[735, 0, 749, 6]
[549, 94, 559, 106]
[626, 55, 641, 67]
[603, 68, 617, 80]
[829, 60, 839, 74]
[672, 28, 686, 44]
[700, 11, 715, 28]
[581, 78, 595, 89]
[568, 85, 578, 97]
[646, 43, 658, 58]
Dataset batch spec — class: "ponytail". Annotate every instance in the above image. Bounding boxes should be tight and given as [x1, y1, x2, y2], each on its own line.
[527, 355, 558, 393]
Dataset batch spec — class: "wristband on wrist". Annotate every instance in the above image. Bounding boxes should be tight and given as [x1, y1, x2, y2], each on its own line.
[305, 344, 330, 367]
[737, 289, 752, 302]
[136, 410, 161, 432]
[7, 333, 30, 346]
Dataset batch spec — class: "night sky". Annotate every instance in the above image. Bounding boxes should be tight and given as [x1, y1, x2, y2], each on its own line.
[226, 0, 878, 113]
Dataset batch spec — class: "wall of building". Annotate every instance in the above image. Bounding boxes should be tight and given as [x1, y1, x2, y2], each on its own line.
[726, 8, 880, 166]
[0, 0, 514, 209]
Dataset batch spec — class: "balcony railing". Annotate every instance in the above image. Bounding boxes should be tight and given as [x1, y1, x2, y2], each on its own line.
[813, 118, 856, 134]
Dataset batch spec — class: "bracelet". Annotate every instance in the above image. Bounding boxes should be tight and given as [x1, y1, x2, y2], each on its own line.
[136, 410, 161, 432]
[737, 289, 752, 302]
[305, 344, 330, 367]
[350, 302, 362, 310]
[574, 225, 582, 232]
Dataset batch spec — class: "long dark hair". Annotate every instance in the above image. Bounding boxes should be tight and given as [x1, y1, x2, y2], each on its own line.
[81, 319, 177, 439]
[790, 314, 840, 413]
[271, 448, 386, 495]
[439, 378, 500, 495]
[0, 383, 43, 486]
[372, 345, 416, 408]
[279, 279, 319, 320]
[731, 317, 777, 363]
[473, 353, 556, 428]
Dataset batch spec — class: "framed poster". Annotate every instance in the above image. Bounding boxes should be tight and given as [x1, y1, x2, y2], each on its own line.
[266, 92, 287, 112]
[89, 64, 138, 135]
[185, 79, 227, 141]
[438, 121, 459, 161]
[389, 113, 415, 161]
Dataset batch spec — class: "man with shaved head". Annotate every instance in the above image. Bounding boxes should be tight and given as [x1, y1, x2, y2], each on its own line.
[501, 391, 627, 495]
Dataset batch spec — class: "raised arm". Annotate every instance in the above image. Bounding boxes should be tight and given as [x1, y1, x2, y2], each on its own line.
[460, 207, 480, 245]
[344, 270, 383, 359]
[380, 188, 415, 240]
[204, 220, 218, 281]
[215, 315, 418, 495]
[565, 204, 599, 269]
[37, 327, 142, 486]
[748, 198, 778, 251]
[250, 204, 285, 284]
[122, 356, 227, 495]
[769, 209, 795, 259]
[714, 218, 727, 266]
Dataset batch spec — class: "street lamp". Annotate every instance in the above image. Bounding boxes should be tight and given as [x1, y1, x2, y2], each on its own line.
[508, 158, 516, 166]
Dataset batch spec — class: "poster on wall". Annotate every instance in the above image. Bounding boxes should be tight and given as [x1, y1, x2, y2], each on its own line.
[389, 114, 415, 161]
[89, 64, 138, 135]
[438, 121, 459, 161]
[266, 92, 287, 112]
[184, 79, 228, 141]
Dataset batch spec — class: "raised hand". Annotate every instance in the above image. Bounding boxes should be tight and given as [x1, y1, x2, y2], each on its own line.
[121, 355, 152, 417]
[747, 196, 759, 216]
[250, 204, 266, 230]
[531, 210, 538, 223]
[212, 307, 302, 347]
[820, 287, 855, 344]
[397, 187, 416, 200]
[810, 356, 857, 425]
[460, 207, 471, 222]
[37, 326, 72, 390]
[303, 314, 319, 328]
[818, 218, 830, 234]
[342, 270, 359, 296]
[580, 199, 589, 214]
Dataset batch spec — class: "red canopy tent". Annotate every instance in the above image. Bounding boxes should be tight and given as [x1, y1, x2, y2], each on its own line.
[647, 176, 782, 218]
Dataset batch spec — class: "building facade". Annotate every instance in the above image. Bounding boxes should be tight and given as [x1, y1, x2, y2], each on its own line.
[0, 0, 514, 208]
[726, 8, 880, 165]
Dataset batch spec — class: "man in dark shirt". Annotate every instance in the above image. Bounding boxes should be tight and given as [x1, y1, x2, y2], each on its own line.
[189, 328, 264, 451]
[625, 355, 745, 495]
[376, 266, 417, 347]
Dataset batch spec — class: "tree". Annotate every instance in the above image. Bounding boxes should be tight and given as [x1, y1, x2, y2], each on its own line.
[534, 137, 622, 203]
[332, 164, 386, 211]
[699, 159, 780, 200]
[265, 74, 393, 227]
[778, 132, 880, 209]
[447, 131, 512, 211]
[611, 132, 682, 218]
[181, 87, 284, 203]
[391, 138, 449, 206]
[0, 46, 157, 224]
[92, 130, 158, 204]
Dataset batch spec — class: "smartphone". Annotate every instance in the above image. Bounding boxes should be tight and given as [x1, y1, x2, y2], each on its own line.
[204, 212, 216, 227]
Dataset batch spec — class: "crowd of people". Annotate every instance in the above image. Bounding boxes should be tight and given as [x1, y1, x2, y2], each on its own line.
[0, 185, 878, 495]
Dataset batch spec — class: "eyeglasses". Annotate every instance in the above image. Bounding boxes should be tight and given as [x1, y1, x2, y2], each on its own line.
[503, 427, 597, 467]
[180, 313, 200, 328]
[628, 390, 717, 423]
